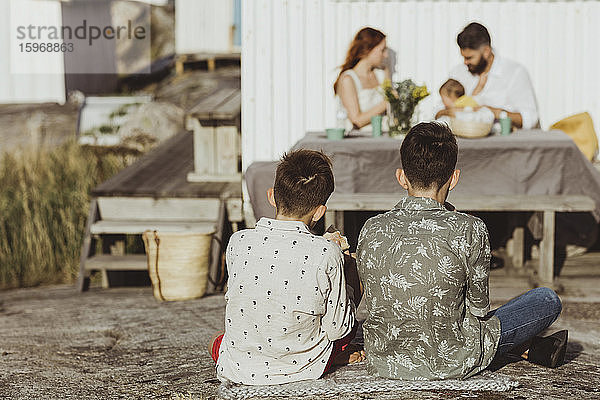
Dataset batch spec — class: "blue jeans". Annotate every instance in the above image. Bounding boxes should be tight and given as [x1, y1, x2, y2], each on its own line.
[487, 287, 562, 355]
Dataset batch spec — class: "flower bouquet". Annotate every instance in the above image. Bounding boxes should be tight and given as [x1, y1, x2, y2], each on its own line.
[381, 79, 429, 137]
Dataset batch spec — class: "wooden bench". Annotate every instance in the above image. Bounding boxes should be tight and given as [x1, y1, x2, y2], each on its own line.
[78, 196, 238, 292]
[325, 193, 595, 285]
[77, 131, 243, 293]
[186, 87, 241, 182]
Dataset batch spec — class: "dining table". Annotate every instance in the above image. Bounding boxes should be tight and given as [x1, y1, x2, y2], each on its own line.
[246, 129, 600, 223]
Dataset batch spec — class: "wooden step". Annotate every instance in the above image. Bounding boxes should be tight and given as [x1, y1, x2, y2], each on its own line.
[85, 255, 147, 271]
[96, 196, 242, 224]
[90, 220, 216, 235]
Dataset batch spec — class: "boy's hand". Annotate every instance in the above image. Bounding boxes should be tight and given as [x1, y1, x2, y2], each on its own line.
[323, 230, 350, 252]
[349, 349, 367, 364]
[333, 344, 366, 366]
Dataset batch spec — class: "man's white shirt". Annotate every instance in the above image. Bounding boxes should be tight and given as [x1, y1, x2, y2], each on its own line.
[448, 55, 539, 129]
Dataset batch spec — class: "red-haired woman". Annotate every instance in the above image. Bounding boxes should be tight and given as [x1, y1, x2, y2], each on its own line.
[334, 27, 389, 130]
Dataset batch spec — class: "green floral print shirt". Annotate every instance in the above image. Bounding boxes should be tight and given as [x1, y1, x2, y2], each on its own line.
[357, 196, 501, 380]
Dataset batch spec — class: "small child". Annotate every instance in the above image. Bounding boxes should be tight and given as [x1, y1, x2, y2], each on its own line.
[439, 78, 478, 109]
[210, 149, 364, 385]
[439, 79, 495, 128]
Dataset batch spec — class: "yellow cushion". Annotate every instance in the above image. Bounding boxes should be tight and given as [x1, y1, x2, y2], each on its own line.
[550, 112, 598, 161]
[454, 95, 479, 108]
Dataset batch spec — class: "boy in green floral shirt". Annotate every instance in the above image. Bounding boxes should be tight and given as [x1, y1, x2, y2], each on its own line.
[357, 122, 566, 380]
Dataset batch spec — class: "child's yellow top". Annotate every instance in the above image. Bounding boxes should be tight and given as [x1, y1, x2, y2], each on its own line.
[454, 95, 479, 108]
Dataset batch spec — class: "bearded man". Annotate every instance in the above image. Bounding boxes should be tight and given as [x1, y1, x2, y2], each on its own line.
[436, 22, 539, 129]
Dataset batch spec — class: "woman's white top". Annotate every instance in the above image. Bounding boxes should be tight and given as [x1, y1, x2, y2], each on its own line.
[337, 68, 386, 131]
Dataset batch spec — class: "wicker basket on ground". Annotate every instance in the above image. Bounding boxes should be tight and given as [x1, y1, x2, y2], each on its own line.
[143, 229, 215, 301]
[450, 118, 492, 138]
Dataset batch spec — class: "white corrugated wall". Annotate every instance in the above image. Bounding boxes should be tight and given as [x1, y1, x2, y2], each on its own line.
[0, 0, 65, 104]
[241, 0, 600, 169]
[176, 0, 234, 54]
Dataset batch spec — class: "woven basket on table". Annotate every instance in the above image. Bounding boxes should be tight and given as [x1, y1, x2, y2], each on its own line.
[142, 229, 215, 301]
[450, 118, 492, 138]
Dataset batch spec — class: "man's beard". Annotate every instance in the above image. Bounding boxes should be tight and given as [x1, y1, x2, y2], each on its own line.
[468, 56, 488, 75]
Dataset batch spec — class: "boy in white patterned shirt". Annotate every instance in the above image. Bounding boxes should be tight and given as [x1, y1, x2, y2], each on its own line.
[209, 149, 363, 385]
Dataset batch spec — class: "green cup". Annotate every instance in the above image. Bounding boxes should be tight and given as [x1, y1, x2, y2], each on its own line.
[326, 128, 345, 140]
[500, 116, 512, 135]
[371, 115, 382, 137]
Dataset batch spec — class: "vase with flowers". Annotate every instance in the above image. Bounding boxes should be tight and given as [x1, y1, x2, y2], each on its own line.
[381, 79, 429, 137]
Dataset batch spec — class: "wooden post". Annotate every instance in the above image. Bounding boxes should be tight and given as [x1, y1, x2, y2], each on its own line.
[511, 225, 525, 269]
[538, 211, 555, 284]
[77, 198, 99, 292]
[101, 234, 126, 289]
[175, 55, 185, 75]
[187, 117, 216, 176]
[207, 58, 216, 71]
[216, 126, 239, 175]
[186, 117, 242, 182]
[229, 25, 235, 53]
[207, 200, 227, 294]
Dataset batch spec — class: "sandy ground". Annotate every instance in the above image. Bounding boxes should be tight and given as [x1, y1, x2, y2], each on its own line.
[1, 253, 600, 400]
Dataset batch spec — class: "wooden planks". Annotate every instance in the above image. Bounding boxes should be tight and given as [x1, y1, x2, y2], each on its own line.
[85, 255, 147, 271]
[96, 196, 242, 224]
[90, 221, 217, 235]
[92, 131, 241, 199]
[185, 86, 242, 182]
[326, 193, 596, 213]
[188, 87, 240, 121]
[212, 91, 242, 120]
[453, 195, 596, 213]
[186, 121, 240, 182]
[98, 197, 220, 221]
[80, 77, 243, 292]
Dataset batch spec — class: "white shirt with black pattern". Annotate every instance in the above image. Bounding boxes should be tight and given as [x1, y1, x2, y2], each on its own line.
[216, 217, 356, 385]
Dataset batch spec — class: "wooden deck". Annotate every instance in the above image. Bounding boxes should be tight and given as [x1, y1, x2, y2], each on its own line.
[80, 67, 243, 292]
[92, 130, 241, 199]
[154, 68, 240, 113]
[80, 130, 241, 292]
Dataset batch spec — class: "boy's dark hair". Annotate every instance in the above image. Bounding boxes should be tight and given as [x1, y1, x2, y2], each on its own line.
[457, 22, 491, 50]
[400, 122, 458, 190]
[439, 79, 465, 98]
[274, 149, 335, 217]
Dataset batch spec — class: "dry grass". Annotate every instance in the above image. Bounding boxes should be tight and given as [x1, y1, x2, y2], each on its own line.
[0, 141, 136, 289]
